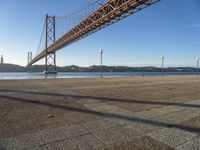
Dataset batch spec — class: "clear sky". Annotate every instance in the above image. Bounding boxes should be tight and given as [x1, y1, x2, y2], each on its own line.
[0, 0, 200, 67]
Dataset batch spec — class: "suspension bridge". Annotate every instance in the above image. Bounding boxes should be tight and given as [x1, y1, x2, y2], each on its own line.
[27, 0, 160, 74]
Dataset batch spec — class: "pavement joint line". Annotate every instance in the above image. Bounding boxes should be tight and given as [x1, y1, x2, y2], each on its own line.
[70, 138, 80, 150]
[74, 131, 105, 147]
[80, 121, 107, 145]
[87, 131, 107, 146]
[31, 144, 48, 150]
[28, 108, 39, 130]
[79, 122, 93, 134]
[70, 138, 81, 150]
[40, 132, 50, 150]
[66, 132, 92, 140]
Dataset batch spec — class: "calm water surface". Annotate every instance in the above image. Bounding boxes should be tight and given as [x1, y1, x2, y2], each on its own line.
[0, 72, 198, 80]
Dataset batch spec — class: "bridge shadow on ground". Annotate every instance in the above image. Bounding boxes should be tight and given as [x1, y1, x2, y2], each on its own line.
[0, 92, 200, 134]
[0, 89, 200, 109]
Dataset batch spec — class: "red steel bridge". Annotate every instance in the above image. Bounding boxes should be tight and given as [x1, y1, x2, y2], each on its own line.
[27, 0, 160, 73]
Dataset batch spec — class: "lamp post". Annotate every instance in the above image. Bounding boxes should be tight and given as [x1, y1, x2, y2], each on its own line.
[1, 55, 3, 64]
[99, 49, 103, 78]
[196, 58, 199, 75]
[161, 54, 164, 75]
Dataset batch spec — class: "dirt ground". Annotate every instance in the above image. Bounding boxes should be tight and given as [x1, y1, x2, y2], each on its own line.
[0, 76, 200, 149]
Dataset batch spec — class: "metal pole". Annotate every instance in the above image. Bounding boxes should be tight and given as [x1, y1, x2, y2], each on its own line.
[101, 52, 103, 78]
[197, 58, 199, 75]
[100, 49, 103, 78]
[162, 57, 164, 73]
[161, 54, 164, 76]
[1, 55, 3, 64]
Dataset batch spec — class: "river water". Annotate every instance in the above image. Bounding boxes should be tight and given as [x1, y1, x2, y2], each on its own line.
[0, 72, 198, 80]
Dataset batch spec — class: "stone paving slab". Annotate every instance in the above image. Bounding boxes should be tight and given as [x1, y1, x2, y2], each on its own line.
[125, 119, 163, 134]
[73, 133, 103, 150]
[81, 118, 125, 133]
[175, 136, 200, 150]
[158, 108, 200, 124]
[116, 125, 142, 141]
[6, 110, 31, 123]
[106, 135, 175, 150]
[0, 123, 91, 150]
[147, 127, 198, 148]
[184, 100, 200, 105]
[62, 124, 90, 140]
[81, 98, 133, 117]
[31, 145, 48, 150]
[82, 117, 143, 145]
[92, 126, 128, 145]
[40, 126, 66, 144]
[0, 133, 44, 150]
[40, 123, 90, 144]
[103, 108, 134, 117]
[183, 116, 200, 129]
[134, 106, 184, 119]
[84, 102, 109, 111]
[46, 139, 78, 150]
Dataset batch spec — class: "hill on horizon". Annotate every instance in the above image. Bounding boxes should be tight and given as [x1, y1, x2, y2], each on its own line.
[0, 63, 198, 73]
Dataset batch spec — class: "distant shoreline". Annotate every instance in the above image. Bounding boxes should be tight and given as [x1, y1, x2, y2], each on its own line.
[0, 63, 198, 73]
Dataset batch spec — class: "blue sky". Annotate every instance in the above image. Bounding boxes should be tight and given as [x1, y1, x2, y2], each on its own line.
[0, 0, 200, 67]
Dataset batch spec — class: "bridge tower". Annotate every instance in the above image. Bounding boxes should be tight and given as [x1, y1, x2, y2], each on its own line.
[27, 52, 32, 65]
[44, 14, 57, 74]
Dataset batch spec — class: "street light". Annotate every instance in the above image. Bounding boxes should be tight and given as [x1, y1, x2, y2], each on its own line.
[99, 49, 103, 78]
[196, 58, 199, 75]
[1, 55, 3, 64]
[161, 54, 164, 75]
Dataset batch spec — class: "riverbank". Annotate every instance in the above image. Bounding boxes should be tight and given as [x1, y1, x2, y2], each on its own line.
[0, 76, 200, 149]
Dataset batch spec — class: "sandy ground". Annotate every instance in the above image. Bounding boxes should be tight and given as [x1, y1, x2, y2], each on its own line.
[0, 76, 200, 149]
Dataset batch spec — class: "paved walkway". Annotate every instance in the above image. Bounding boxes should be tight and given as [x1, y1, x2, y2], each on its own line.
[1, 94, 200, 150]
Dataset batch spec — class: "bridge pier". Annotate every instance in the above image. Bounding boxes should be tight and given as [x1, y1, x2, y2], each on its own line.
[44, 14, 57, 74]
